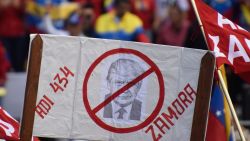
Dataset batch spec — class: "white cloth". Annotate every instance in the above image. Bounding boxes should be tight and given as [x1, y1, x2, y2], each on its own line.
[31, 34, 212, 141]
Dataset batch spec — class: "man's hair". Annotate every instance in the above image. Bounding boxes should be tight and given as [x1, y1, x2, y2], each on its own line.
[113, 0, 130, 7]
[65, 11, 82, 26]
[107, 59, 144, 92]
[81, 3, 94, 9]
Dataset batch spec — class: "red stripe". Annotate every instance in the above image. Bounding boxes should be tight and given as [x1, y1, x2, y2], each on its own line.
[92, 67, 154, 113]
[206, 112, 227, 141]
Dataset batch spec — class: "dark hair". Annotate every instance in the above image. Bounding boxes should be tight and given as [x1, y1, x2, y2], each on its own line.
[169, 1, 183, 12]
[82, 3, 94, 9]
[114, 0, 130, 7]
[64, 11, 82, 27]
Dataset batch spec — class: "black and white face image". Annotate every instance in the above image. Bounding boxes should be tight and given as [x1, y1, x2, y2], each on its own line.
[107, 59, 144, 106]
[103, 58, 144, 120]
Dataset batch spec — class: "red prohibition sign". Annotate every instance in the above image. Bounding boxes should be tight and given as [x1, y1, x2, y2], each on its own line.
[83, 48, 165, 133]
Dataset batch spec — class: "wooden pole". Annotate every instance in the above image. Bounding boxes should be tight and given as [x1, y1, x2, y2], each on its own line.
[190, 52, 215, 141]
[218, 70, 246, 141]
[20, 35, 43, 141]
[190, 0, 246, 141]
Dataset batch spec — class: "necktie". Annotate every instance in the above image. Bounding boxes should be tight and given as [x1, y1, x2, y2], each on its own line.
[116, 107, 127, 119]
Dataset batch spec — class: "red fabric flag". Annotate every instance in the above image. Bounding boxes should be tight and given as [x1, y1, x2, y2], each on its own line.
[194, 0, 250, 83]
[0, 106, 39, 141]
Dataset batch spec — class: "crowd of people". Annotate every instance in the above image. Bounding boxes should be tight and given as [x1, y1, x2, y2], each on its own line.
[0, 0, 250, 71]
[0, 0, 250, 140]
[0, 0, 249, 70]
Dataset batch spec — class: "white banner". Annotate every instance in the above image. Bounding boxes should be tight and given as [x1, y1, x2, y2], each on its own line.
[31, 34, 211, 141]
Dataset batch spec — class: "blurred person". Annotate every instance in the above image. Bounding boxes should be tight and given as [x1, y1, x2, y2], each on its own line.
[232, 0, 250, 31]
[130, 0, 156, 41]
[205, 0, 236, 18]
[26, 0, 79, 33]
[0, 42, 10, 86]
[63, 11, 84, 36]
[156, 1, 190, 46]
[0, 0, 29, 72]
[184, 21, 207, 50]
[102, 0, 157, 27]
[71, 0, 104, 18]
[95, 0, 149, 42]
[154, 0, 189, 31]
[0, 42, 10, 104]
[43, 6, 85, 36]
[229, 0, 250, 123]
[103, 0, 114, 12]
[80, 3, 97, 37]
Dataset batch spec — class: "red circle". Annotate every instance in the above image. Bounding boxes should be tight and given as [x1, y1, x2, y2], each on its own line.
[83, 48, 165, 133]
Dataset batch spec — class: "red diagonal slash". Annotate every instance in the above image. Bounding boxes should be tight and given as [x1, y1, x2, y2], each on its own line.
[92, 67, 154, 114]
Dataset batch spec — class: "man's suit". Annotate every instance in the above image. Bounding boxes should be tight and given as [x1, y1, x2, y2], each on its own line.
[103, 94, 142, 121]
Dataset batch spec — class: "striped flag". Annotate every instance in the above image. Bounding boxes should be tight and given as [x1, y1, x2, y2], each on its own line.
[206, 66, 235, 141]
[206, 80, 235, 141]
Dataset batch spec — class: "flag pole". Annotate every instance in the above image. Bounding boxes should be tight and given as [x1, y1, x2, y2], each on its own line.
[190, 0, 246, 141]
[217, 70, 245, 141]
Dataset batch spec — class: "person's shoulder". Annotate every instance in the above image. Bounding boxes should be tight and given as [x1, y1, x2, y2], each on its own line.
[96, 12, 113, 23]
[95, 12, 114, 33]
[125, 12, 142, 26]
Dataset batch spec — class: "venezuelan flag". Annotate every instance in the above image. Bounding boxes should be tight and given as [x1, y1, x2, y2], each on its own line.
[206, 67, 235, 141]
[26, 1, 79, 30]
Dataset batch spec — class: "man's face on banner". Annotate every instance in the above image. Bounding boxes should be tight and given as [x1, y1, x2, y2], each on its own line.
[107, 59, 143, 106]
[109, 73, 139, 106]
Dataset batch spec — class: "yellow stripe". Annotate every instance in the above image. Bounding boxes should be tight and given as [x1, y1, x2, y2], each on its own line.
[219, 65, 231, 141]
[26, 1, 78, 20]
[26, 1, 46, 16]
[50, 3, 79, 20]
[96, 12, 142, 34]
[241, 5, 250, 25]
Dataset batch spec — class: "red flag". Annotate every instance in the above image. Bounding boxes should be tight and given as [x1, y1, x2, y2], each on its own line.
[194, 0, 250, 83]
[0, 106, 39, 141]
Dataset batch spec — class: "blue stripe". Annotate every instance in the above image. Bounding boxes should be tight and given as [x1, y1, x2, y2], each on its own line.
[97, 27, 144, 41]
[210, 84, 226, 126]
[35, 0, 65, 6]
[229, 130, 235, 141]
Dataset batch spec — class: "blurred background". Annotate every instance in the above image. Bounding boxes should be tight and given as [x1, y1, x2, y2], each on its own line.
[0, 0, 250, 140]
